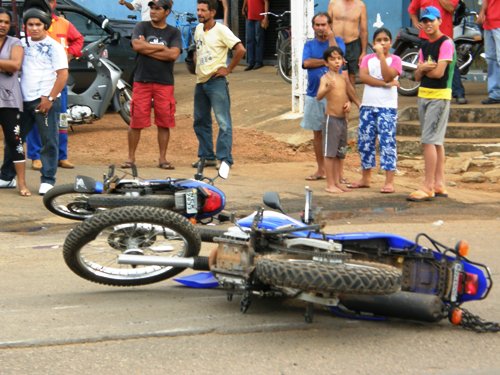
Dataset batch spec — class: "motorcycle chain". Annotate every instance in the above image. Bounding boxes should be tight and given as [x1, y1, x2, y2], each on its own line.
[452, 308, 500, 333]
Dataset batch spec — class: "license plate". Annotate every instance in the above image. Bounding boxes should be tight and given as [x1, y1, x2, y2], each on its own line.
[175, 189, 198, 214]
[450, 262, 463, 302]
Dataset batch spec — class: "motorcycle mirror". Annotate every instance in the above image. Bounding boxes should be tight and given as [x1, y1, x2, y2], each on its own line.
[263, 192, 286, 213]
[218, 161, 230, 180]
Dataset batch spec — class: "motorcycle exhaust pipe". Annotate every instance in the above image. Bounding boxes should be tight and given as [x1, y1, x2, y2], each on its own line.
[339, 291, 447, 322]
[118, 255, 210, 271]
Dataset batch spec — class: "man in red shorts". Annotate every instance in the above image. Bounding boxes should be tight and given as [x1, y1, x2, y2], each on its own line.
[122, 0, 182, 169]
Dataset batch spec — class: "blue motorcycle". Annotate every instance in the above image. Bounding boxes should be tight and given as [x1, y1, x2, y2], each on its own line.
[43, 161, 229, 223]
[63, 188, 497, 331]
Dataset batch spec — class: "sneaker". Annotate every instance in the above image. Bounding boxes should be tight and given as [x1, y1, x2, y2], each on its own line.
[38, 183, 54, 195]
[32, 159, 42, 170]
[58, 160, 75, 169]
[191, 159, 217, 168]
[0, 178, 16, 188]
[455, 97, 468, 104]
[481, 97, 500, 105]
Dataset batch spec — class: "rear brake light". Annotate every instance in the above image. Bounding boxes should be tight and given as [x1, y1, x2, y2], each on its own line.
[465, 273, 478, 295]
[457, 272, 479, 295]
[201, 188, 222, 213]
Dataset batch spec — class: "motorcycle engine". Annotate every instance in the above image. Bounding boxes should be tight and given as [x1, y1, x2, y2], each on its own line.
[210, 237, 255, 289]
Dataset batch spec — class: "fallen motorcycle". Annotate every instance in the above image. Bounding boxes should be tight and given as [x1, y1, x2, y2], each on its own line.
[43, 160, 230, 222]
[62, 188, 498, 331]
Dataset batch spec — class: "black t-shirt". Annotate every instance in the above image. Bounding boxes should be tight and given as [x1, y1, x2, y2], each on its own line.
[132, 21, 182, 85]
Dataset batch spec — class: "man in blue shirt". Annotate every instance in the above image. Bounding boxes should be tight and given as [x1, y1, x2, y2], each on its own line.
[301, 12, 345, 181]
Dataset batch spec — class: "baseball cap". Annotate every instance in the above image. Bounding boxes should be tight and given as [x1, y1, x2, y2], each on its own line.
[148, 0, 172, 10]
[420, 6, 441, 21]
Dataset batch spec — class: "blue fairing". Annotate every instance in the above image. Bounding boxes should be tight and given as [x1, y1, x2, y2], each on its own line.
[175, 179, 226, 219]
[237, 211, 416, 250]
[95, 181, 104, 193]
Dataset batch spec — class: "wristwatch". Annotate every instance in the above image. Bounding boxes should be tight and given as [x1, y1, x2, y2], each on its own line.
[47, 96, 54, 102]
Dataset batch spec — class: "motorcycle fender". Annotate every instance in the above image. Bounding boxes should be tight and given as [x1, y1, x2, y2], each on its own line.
[74, 175, 103, 193]
[111, 80, 128, 112]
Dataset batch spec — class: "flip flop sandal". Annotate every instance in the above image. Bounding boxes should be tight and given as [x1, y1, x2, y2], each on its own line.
[347, 183, 370, 189]
[435, 188, 449, 198]
[158, 162, 175, 170]
[305, 175, 326, 181]
[407, 189, 435, 202]
[120, 161, 136, 169]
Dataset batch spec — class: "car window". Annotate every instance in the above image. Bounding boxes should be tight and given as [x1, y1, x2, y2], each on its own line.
[59, 10, 107, 41]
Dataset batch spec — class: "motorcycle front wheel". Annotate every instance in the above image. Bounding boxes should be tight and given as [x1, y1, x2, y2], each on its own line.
[116, 82, 132, 125]
[255, 259, 401, 295]
[398, 48, 420, 97]
[63, 206, 201, 286]
[43, 184, 97, 220]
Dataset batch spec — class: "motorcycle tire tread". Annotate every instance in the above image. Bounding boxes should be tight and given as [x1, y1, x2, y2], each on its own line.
[255, 258, 401, 295]
[63, 206, 201, 286]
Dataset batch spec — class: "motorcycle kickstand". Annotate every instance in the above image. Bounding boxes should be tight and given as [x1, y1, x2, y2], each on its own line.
[304, 302, 314, 323]
[240, 290, 252, 313]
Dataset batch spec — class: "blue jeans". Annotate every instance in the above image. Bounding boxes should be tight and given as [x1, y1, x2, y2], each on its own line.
[245, 19, 265, 66]
[193, 77, 233, 164]
[23, 98, 60, 184]
[27, 86, 68, 160]
[484, 28, 500, 100]
[452, 63, 465, 98]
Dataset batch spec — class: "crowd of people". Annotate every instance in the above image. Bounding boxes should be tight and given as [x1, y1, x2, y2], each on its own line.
[300, 0, 499, 202]
[0, 0, 79, 197]
[1, 0, 499, 201]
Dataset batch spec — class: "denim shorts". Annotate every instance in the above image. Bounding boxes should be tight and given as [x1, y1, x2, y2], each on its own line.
[301, 95, 326, 131]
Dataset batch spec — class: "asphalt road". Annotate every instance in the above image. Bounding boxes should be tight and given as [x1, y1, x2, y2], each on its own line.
[1, 164, 499, 374]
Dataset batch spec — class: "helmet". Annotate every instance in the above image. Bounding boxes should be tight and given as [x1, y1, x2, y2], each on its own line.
[23, 8, 52, 30]
[185, 43, 196, 75]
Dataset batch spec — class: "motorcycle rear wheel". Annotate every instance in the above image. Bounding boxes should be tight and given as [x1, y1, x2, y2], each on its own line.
[255, 259, 401, 295]
[63, 206, 201, 286]
[398, 48, 420, 97]
[43, 184, 97, 220]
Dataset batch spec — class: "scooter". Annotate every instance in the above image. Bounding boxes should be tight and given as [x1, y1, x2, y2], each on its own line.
[62, 187, 498, 331]
[66, 19, 132, 125]
[393, 8, 484, 96]
[43, 160, 231, 222]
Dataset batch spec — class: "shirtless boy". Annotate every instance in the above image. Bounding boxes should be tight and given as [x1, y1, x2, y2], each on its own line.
[328, 0, 368, 86]
[317, 46, 359, 194]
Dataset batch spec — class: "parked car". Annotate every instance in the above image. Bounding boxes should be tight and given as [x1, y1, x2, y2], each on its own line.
[6, 0, 136, 91]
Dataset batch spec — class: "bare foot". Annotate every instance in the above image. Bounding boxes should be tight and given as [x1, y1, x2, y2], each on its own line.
[325, 186, 344, 194]
[347, 181, 370, 189]
[19, 187, 32, 197]
[336, 184, 351, 192]
[380, 184, 395, 194]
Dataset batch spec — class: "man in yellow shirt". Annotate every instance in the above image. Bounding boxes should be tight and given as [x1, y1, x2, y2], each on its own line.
[191, 0, 245, 168]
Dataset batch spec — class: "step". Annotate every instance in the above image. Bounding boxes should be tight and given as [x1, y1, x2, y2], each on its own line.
[397, 121, 500, 138]
[399, 106, 500, 123]
[397, 135, 500, 155]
